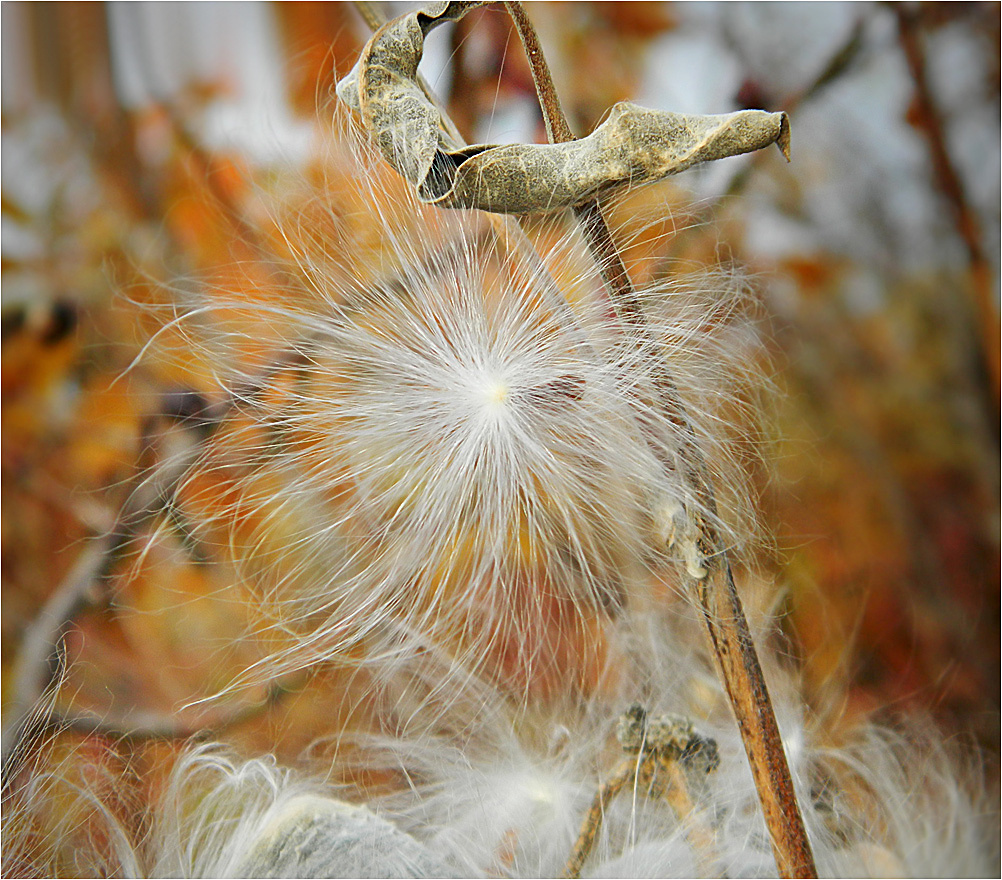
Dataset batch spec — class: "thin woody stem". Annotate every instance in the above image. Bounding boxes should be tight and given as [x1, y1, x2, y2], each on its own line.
[503, 2, 573, 143]
[694, 565, 817, 876]
[501, 3, 637, 313]
[565, 740, 717, 877]
[892, 4, 1000, 411]
[505, 3, 817, 876]
[660, 760, 719, 875]
[562, 758, 637, 879]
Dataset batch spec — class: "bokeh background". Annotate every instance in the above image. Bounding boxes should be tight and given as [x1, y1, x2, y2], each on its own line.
[2, 1, 998, 777]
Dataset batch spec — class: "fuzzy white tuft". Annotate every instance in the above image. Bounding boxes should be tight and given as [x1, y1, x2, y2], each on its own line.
[149, 745, 460, 878]
[142, 106, 766, 712]
[6, 670, 995, 878]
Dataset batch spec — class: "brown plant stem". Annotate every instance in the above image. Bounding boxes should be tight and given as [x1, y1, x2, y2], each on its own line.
[53, 672, 309, 743]
[563, 731, 718, 878]
[505, 3, 817, 876]
[661, 760, 719, 874]
[892, 4, 1000, 412]
[1, 395, 230, 780]
[562, 759, 636, 879]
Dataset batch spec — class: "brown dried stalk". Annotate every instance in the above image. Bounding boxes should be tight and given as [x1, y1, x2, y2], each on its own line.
[505, 5, 814, 877]
[2, 394, 227, 776]
[345, 3, 815, 876]
[562, 705, 721, 879]
[893, 4, 1000, 410]
[562, 758, 635, 879]
[53, 672, 308, 743]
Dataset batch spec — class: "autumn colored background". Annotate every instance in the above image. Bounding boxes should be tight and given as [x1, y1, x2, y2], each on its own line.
[2, 0, 998, 785]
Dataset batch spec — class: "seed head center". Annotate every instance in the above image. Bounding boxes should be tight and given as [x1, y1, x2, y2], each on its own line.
[484, 380, 510, 408]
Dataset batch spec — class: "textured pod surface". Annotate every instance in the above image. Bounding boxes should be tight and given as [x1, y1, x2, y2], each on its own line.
[238, 795, 461, 879]
[338, 2, 789, 213]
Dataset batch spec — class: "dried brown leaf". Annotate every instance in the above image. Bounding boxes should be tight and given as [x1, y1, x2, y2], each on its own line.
[338, 2, 789, 214]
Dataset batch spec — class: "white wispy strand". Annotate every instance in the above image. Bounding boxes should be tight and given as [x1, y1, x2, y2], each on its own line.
[338, 629, 996, 878]
[145, 108, 765, 708]
[5, 666, 994, 877]
[3, 713, 144, 879]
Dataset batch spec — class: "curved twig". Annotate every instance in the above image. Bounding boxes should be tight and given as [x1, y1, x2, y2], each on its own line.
[1, 394, 228, 777]
[892, 4, 1000, 411]
[502, 5, 816, 876]
[52, 671, 310, 742]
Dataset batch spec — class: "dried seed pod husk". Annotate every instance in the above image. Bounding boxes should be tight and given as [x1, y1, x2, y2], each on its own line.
[338, 2, 790, 214]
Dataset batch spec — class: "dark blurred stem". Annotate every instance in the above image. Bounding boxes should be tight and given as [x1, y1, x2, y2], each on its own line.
[893, 5, 1001, 413]
[53, 672, 309, 743]
[1, 399, 229, 782]
[505, 3, 817, 876]
[1, 532, 128, 784]
[723, 17, 865, 199]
